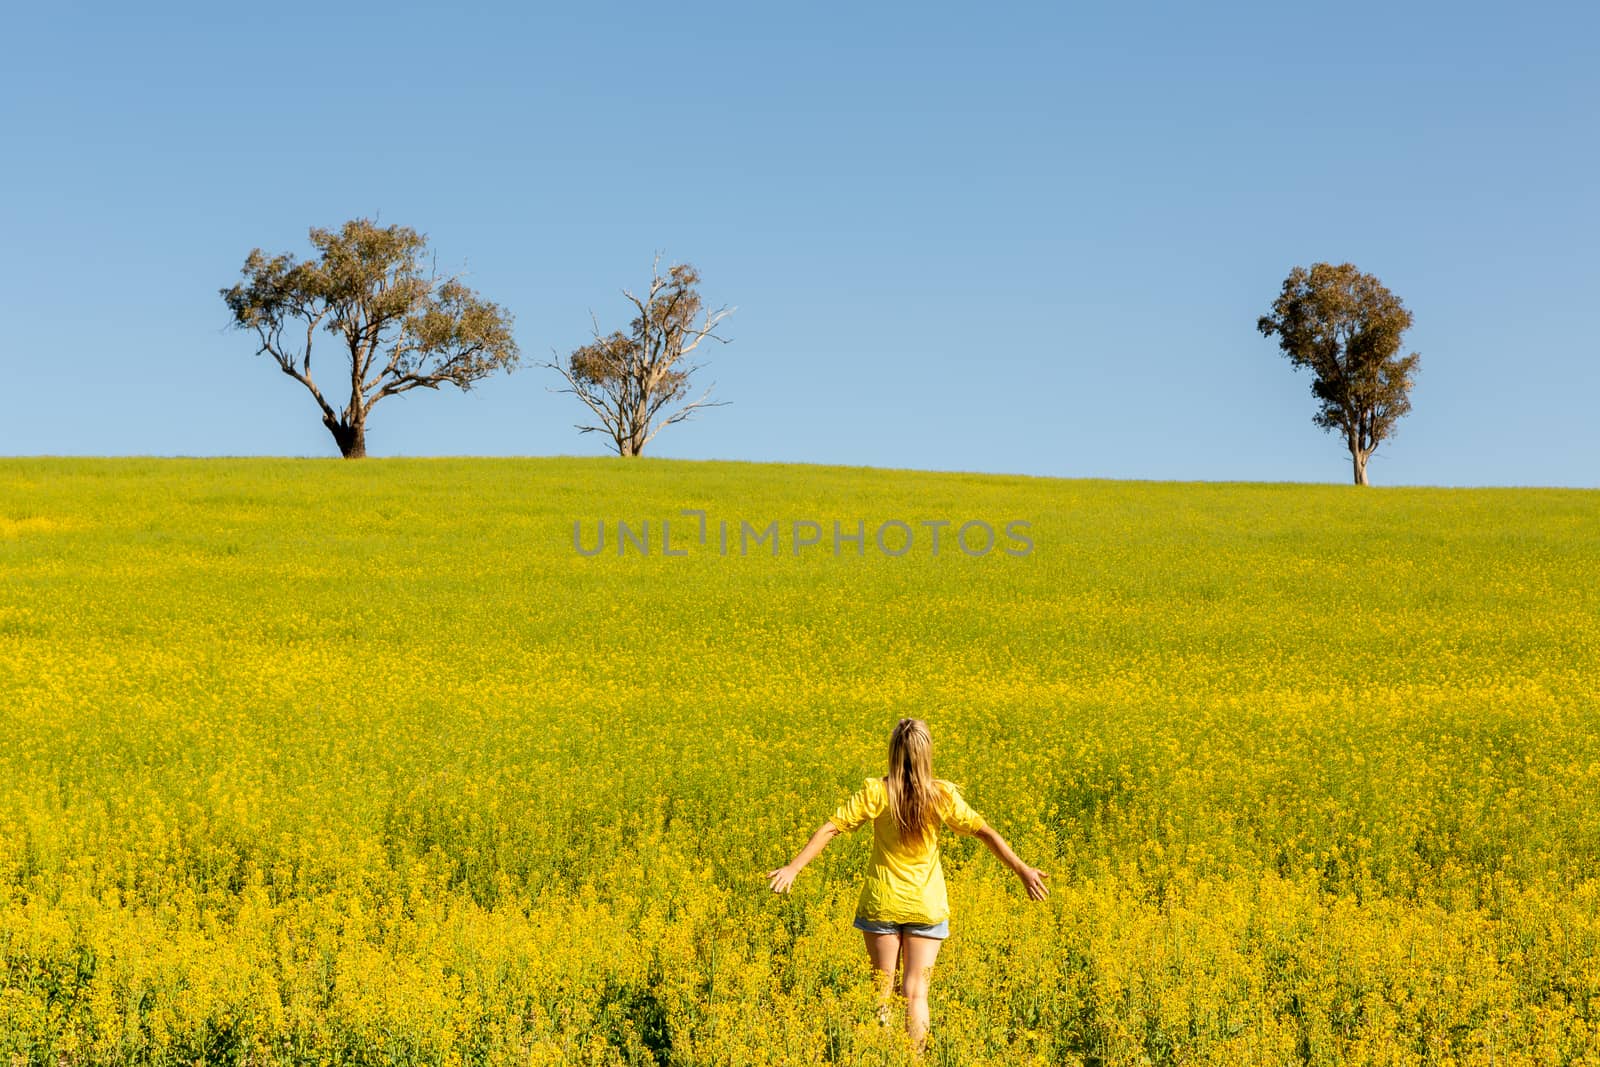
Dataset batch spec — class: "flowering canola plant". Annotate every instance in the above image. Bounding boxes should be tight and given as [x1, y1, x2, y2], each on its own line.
[1, 458, 1598, 1065]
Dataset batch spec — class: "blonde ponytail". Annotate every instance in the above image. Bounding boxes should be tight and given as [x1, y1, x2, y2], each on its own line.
[884, 718, 943, 847]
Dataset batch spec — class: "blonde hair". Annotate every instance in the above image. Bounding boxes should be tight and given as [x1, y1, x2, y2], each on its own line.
[884, 718, 945, 847]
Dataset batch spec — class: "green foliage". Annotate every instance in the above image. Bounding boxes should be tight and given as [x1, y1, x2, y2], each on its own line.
[1258, 262, 1421, 484]
[220, 219, 519, 457]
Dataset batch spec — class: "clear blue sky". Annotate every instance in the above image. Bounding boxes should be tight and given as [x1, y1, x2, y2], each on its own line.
[2, 2, 1595, 486]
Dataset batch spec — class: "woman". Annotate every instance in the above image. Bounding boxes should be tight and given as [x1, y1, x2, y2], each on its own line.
[766, 718, 1049, 1054]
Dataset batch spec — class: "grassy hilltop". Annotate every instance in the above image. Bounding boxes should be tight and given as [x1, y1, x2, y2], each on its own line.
[2, 458, 1599, 1065]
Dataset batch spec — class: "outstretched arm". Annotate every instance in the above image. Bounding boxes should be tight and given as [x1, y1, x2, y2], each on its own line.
[767, 821, 841, 893]
[975, 824, 1050, 900]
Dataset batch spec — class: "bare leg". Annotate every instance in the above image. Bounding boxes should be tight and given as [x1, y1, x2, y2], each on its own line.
[862, 931, 902, 1025]
[901, 935, 943, 1054]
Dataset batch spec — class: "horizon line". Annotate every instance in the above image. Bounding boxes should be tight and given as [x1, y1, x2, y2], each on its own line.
[2, 454, 1596, 492]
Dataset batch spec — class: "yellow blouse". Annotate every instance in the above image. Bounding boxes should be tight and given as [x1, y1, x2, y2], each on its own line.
[828, 777, 988, 925]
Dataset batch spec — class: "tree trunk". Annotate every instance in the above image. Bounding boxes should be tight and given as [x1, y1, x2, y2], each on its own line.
[326, 417, 367, 459]
[1351, 448, 1369, 486]
[617, 428, 645, 457]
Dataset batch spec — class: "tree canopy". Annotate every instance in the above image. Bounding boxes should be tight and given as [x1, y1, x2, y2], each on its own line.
[1257, 262, 1420, 485]
[544, 258, 733, 457]
[221, 218, 519, 458]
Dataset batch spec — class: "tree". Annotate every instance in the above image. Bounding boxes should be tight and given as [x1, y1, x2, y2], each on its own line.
[221, 218, 519, 458]
[1257, 262, 1420, 486]
[544, 257, 733, 457]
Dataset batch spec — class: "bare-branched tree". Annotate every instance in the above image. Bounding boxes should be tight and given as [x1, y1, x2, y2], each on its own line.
[1257, 262, 1421, 486]
[221, 218, 519, 458]
[544, 257, 734, 457]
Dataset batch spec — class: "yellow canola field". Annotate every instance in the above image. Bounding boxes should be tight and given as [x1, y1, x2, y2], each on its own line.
[2, 458, 1598, 1066]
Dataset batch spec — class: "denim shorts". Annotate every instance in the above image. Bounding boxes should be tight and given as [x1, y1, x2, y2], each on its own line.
[852, 915, 950, 940]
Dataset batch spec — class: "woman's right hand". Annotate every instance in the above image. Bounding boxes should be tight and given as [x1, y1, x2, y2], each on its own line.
[1017, 865, 1050, 901]
[767, 865, 799, 894]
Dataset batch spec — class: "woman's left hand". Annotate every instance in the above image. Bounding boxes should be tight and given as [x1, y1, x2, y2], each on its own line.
[766, 865, 798, 893]
[1018, 865, 1050, 901]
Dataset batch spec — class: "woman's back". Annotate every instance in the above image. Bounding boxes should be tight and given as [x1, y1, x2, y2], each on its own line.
[764, 717, 1049, 1057]
[829, 777, 988, 925]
